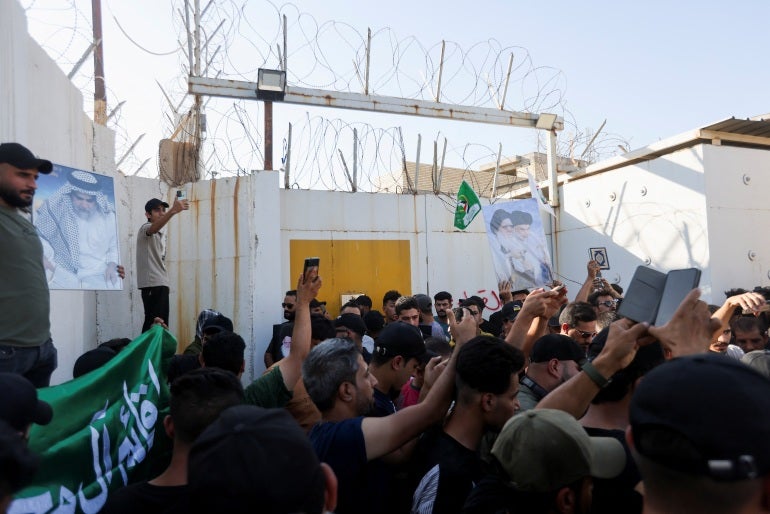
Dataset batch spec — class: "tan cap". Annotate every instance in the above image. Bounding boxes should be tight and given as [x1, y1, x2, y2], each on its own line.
[491, 409, 625, 492]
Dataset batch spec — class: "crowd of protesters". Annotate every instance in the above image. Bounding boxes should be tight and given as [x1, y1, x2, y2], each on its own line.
[3, 143, 770, 513]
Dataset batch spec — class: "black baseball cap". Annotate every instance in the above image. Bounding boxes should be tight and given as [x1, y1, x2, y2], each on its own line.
[335, 313, 367, 336]
[0, 143, 52, 173]
[530, 334, 585, 364]
[500, 301, 523, 322]
[188, 405, 325, 513]
[631, 353, 770, 481]
[309, 299, 326, 309]
[0, 373, 53, 432]
[413, 294, 433, 312]
[73, 347, 117, 378]
[374, 321, 427, 360]
[144, 198, 170, 213]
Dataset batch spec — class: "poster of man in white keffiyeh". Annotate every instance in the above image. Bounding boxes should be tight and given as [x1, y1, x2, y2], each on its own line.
[33, 166, 122, 290]
[482, 198, 553, 290]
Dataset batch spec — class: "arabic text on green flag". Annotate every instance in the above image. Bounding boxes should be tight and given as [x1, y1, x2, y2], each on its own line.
[454, 180, 481, 230]
[12, 326, 176, 514]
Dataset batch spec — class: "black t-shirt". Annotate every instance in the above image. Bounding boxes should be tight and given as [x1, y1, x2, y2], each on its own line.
[310, 418, 368, 514]
[462, 473, 517, 514]
[583, 426, 643, 514]
[100, 482, 188, 514]
[266, 322, 293, 363]
[411, 427, 485, 514]
[371, 388, 397, 418]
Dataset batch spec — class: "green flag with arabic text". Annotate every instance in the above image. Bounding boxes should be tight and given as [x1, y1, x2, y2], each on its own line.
[454, 180, 482, 230]
[11, 325, 176, 514]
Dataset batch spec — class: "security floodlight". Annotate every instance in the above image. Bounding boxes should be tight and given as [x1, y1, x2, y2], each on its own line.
[535, 113, 558, 130]
[256, 69, 286, 101]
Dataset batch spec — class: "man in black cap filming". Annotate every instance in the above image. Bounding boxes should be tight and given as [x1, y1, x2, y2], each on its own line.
[136, 195, 189, 332]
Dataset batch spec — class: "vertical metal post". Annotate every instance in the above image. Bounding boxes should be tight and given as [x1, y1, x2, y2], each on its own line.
[492, 142, 502, 197]
[580, 119, 606, 159]
[413, 134, 422, 193]
[282, 14, 288, 70]
[437, 137, 447, 191]
[435, 40, 445, 102]
[547, 129, 559, 208]
[352, 128, 358, 192]
[500, 52, 514, 110]
[397, 127, 409, 190]
[546, 128, 559, 278]
[193, 0, 201, 77]
[365, 28, 371, 95]
[184, 1, 194, 74]
[264, 101, 273, 170]
[338, 150, 353, 190]
[431, 140, 438, 193]
[91, 0, 106, 125]
[193, 0, 202, 179]
[284, 122, 292, 188]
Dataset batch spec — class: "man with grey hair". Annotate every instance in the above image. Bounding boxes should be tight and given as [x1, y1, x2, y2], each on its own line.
[302, 309, 476, 514]
[35, 169, 125, 289]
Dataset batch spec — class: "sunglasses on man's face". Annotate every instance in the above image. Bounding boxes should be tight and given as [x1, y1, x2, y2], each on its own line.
[576, 330, 597, 339]
[598, 300, 616, 308]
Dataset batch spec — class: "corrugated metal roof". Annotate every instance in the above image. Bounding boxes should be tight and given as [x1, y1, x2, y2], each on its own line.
[394, 152, 586, 197]
[702, 117, 770, 137]
[585, 117, 770, 176]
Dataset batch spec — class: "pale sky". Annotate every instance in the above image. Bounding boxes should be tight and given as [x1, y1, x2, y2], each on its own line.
[22, 0, 770, 183]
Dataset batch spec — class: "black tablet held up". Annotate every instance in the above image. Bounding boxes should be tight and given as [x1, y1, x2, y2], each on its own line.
[616, 266, 701, 325]
[655, 268, 702, 326]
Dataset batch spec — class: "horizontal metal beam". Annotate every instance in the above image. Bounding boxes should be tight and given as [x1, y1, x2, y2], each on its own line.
[188, 76, 563, 131]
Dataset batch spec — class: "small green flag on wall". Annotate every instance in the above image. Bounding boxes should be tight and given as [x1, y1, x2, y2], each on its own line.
[454, 180, 481, 230]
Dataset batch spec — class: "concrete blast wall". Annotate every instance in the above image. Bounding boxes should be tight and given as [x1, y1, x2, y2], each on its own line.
[10, 0, 770, 387]
[1, 0, 118, 385]
[556, 143, 770, 303]
[99, 179, 502, 382]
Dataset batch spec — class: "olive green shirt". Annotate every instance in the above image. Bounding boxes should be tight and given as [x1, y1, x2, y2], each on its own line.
[0, 206, 50, 346]
[243, 366, 292, 408]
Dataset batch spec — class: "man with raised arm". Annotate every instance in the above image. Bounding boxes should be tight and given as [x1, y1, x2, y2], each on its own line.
[504, 287, 569, 359]
[537, 288, 722, 419]
[302, 308, 476, 514]
[136, 197, 189, 332]
[243, 266, 321, 408]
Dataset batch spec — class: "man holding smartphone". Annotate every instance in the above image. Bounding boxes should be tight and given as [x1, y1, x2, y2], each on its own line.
[136, 196, 189, 332]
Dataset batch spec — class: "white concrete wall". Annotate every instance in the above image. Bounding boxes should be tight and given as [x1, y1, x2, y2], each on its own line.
[14, 0, 770, 385]
[702, 144, 770, 296]
[556, 144, 712, 301]
[127, 184, 501, 382]
[98, 180, 501, 383]
[2, 0, 118, 385]
[279, 189, 498, 302]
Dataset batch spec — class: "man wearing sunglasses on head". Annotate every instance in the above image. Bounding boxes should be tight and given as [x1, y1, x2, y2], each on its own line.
[559, 301, 598, 355]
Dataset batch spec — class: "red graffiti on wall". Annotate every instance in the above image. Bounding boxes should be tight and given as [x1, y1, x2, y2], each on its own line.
[460, 289, 502, 312]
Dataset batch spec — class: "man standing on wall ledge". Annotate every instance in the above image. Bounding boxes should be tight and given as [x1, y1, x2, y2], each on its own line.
[0, 142, 58, 387]
[137, 196, 189, 332]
